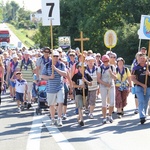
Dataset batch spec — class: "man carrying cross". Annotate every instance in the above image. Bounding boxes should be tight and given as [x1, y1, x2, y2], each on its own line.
[131, 53, 150, 124]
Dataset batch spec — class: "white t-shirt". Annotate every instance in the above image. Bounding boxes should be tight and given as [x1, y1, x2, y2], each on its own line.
[14, 79, 27, 93]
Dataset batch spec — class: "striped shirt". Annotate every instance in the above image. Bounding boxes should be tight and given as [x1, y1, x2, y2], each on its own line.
[16, 59, 36, 82]
[42, 61, 66, 93]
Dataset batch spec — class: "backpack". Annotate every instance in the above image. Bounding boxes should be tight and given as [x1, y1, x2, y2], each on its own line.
[20, 59, 33, 70]
[45, 60, 63, 70]
[100, 65, 113, 74]
[116, 67, 128, 74]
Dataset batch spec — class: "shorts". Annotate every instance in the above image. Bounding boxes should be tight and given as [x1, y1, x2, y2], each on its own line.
[10, 81, 16, 87]
[100, 86, 115, 107]
[47, 88, 64, 106]
[87, 90, 97, 106]
[16, 92, 24, 102]
[75, 95, 87, 109]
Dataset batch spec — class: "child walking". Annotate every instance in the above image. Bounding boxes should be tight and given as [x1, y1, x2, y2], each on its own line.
[72, 62, 92, 126]
[10, 71, 27, 113]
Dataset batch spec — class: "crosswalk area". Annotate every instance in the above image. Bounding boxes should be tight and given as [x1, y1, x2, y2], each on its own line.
[1, 93, 150, 150]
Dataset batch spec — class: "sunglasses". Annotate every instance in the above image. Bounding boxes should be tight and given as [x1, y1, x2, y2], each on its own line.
[70, 55, 75, 57]
[53, 55, 59, 57]
[110, 56, 116, 58]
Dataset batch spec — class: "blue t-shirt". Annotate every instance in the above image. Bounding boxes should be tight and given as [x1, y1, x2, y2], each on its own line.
[42, 61, 66, 93]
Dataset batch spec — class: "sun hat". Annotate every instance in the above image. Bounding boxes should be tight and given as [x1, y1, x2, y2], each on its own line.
[117, 57, 125, 64]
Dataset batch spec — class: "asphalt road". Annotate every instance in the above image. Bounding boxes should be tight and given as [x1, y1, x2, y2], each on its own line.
[0, 23, 26, 49]
[1, 91, 150, 150]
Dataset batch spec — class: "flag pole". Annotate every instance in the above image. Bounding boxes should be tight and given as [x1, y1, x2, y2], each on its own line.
[144, 40, 150, 95]
[50, 19, 54, 74]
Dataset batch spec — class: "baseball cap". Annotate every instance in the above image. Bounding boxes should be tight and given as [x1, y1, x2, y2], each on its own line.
[53, 50, 59, 56]
[102, 55, 110, 62]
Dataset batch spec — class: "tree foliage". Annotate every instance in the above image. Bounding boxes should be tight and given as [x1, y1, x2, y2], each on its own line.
[54, 0, 150, 64]
[2, 0, 150, 64]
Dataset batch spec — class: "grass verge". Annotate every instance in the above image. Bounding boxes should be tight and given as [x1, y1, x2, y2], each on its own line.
[6, 23, 37, 48]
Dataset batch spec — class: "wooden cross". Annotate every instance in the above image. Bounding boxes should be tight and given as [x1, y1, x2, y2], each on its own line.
[74, 31, 89, 105]
[74, 31, 89, 54]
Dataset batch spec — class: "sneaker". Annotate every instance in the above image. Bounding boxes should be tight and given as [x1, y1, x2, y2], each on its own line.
[102, 118, 107, 124]
[27, 103, 32, 109]
[57, 118, 63, 126]
[134, 109, 139, 114]
[24, 102, 27, 108]
[108, 116, 113, 123]
[84, 109, 89, 114]
[79, 120, 84, 126]
[51, 118, 55, 125]
[17, 108, 21, 113]
[62, 114, 67, 120]
[117, 113, 122, 119]
[140, 118, 146, 124]
[20, 106, 24, 111]
[148, 108, 150, 116]
[89, 113, 94, 119]
[13, 96, 16, 101]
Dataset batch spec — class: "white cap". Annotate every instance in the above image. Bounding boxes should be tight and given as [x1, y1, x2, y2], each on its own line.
[57, 47, 62, 52]
[85, 56, 95, 61]
[53, 50, 59, 56]
[61, 57, 67, 62]
[12, 54, 18, 59]
[24, 50, 30, 55]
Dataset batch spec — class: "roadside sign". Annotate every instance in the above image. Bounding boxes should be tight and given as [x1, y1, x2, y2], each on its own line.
[41, 0, 60, 26]
[18, 41, 22, 48]
[138, 15, 150, 40]
[58, 36, 71, 49]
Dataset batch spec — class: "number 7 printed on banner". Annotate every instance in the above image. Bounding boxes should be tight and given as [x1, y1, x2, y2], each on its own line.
[42, 0, 60, 26]
[46, 3, 55, 17]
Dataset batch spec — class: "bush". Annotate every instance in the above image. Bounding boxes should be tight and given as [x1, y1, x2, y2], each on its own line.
[18, 20, 25, 28]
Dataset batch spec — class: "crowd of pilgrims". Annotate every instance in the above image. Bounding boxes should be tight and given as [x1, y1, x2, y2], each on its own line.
[0, 46, 150, 126]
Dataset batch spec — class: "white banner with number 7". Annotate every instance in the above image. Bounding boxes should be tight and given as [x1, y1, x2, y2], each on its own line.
[42, 0, 60, 26]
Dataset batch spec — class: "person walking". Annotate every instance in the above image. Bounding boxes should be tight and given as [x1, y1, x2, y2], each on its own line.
[0, 56, 4, 105]
[115, 57, 132, 118]
[41, 50, 67, 126]
[131, 53, 150, 124]
[85, 56, 99, 119]
[10, 71, 27, 113]
[16, 50, 36, 109]
[97, 55, 116, 124]
[36, 47, 51, 80]
[72, 62, 92, 126]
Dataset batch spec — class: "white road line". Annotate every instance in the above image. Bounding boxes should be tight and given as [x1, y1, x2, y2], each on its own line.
[26, 113, 43, 150]
[42, 115, 75, 150]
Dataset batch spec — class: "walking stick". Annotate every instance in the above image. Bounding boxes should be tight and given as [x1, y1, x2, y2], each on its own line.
[50, 19, 54, 75]
[144, 40, 150, 95]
